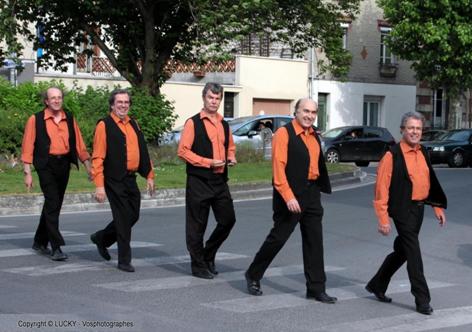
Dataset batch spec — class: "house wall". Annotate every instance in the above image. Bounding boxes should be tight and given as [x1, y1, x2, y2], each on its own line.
[318, 80, 416, 140]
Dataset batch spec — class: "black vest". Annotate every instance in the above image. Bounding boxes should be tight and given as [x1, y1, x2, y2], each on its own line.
[276, 122, 331, 198]
[387, 143, 447, 220]
[33, 110, 78, 170]
[102, 115, 151, 181]
[186, 113, 230, 181]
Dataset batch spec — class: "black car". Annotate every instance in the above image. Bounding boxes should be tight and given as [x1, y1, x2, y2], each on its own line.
[321, 126, 395, 167]
[422, 129, 472, 167]
[421, 129, 447, 142]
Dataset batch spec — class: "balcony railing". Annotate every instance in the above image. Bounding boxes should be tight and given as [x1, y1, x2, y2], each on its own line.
[379, 62, 398, 78]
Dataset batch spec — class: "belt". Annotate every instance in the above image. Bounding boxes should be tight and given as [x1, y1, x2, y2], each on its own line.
[411, 200, 425, 206]
[48, 154, 68, 159]
[307, 180, 317, 186]
[126, 171, 136, 176]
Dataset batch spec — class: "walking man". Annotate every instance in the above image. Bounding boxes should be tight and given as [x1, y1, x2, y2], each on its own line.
[366, 111, 447, 315]
[245, 98, 337, 304]
[178, 82, 237, 279]
[21, 86, 91, 261]
[90, 89, 155, 272]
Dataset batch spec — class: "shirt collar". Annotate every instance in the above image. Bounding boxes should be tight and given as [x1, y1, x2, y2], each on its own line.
[400, 140, 421, 153]
[111, 111, 130, 124]
[292, 119, 314, 136]
[43, 108, 65, 120]
[200, 109, 223, 122]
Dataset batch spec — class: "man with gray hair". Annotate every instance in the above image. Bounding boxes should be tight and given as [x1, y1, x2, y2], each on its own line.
[245, 98, 336, 303]
[178, 82, 237, 279]
[366, 111, 447, 315]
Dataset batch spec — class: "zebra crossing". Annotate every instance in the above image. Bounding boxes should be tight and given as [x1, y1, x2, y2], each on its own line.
[0, 224, 471, 332]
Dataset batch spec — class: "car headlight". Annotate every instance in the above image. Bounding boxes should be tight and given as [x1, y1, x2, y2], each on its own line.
[432, 146, 445, 152]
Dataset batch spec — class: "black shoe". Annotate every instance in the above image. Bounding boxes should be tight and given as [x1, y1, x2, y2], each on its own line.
[90, 233, 111, 261]
[50, 248, 68, 261]
[117, 263, 135, 272]
[192, 268, 214, 279]
[416, 304, 433, 315]
[245, 271, 263, 296]
[365, 285, 392, 303]
[306, 291, 337, 303]
[32, 242, 51, 256]
[206, 261, 218, 275]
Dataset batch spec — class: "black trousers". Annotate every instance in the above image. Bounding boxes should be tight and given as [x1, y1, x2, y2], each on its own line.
[94, 174, 141, 265]
[185, 174, 236, 271]
[35, 156, 70, 250]
[247, 183, 326, 293]
[367, 202, 430, 305]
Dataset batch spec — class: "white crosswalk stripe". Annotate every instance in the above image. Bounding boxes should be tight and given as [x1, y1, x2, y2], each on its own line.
[0, 241, 160, 258]
[0, 231, 84, 240]
[3, 252, 247, 276]
[201, 279, 453, 313]
[94, 265, 345, 292]
[0, 225, 16, 229]
[313, 305, 472, 332]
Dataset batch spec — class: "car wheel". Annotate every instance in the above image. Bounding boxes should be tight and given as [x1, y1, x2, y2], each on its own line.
[326, 149, 340, 163]
[448, 151, 465, 168]
[355, 161, 370, 167]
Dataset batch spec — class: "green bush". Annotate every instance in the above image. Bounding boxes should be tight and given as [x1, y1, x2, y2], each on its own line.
[0, 78, 176, 155]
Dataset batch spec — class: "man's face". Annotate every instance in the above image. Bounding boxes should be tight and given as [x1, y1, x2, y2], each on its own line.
[402, 118, 423, 147]
[202, 90, 222, 114]
[45, 88, 63, 113]
[111, 93, 130, 119]
[295, 100, 318, 130]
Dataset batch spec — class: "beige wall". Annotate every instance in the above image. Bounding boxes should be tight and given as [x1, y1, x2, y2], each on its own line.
[34, 74, 130, 90]
[236, 55, 308, 117]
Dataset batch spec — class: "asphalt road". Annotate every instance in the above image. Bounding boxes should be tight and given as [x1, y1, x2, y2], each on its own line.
[0, 167, 471, 332]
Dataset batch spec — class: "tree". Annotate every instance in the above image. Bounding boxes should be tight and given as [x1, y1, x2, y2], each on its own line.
[0, 0, 360, 96]
[378, 0, 472, 128]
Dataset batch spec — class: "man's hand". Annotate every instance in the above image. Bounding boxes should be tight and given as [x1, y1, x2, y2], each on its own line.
[378, 222, 391, 236]
[84, 159, 93, 182]
[24, 173, 33, 192]
[210, 159, 225, 168]
[147, 178, 155, 197]
[227, 159, 237, 167]
[95, 187, 106, 203]
[286, 198, 301, 214]
[435, 209, 446, 226]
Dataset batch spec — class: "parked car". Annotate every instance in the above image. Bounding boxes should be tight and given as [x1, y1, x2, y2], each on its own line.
[158, 125, 183, 145]
[422, 129, 472, 167]
[421, 129, 448, 142]
[321, 126, 396, 167]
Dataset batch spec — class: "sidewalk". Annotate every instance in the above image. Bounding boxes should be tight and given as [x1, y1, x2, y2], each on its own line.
[0, 169, 367, 216]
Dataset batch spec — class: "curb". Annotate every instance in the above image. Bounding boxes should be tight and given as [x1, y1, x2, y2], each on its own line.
[0, 169, 365, 216]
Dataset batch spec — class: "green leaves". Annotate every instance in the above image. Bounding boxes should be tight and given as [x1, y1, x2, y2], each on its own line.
[379, 0, 472, 96]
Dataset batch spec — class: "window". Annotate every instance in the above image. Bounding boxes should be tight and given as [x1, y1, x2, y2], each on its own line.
[340, 23, 349, 50]
[380, 27, 395, 64]
[223, 92, 235, 118]
[363, 97, 381, 126]
[317, 93, 328, 131]
[240, 33, 270, 57]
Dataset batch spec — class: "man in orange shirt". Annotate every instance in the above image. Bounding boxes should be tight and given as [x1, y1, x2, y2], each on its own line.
[178, 82, 237, 279]
[366, 111, 447, 315]
[21, 86, 91, 261]
[245, 98, 337, 304]
[90, 89, 155, 272]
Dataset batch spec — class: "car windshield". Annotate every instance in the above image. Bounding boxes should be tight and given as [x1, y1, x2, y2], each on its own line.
[322, 128, 344, 138]
[228, 116, 256, 129]
[440, 130, 470, 141]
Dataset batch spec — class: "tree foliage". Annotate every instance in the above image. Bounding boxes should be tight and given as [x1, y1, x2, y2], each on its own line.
[378, 0, 472, 97]
[0, 0, 360, 95]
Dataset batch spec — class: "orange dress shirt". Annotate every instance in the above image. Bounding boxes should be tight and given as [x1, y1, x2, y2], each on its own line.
[373, 140, 443, 226]
[273, 119, 320, 203]
[92, 113, 154, 187]
[177, 110, 236, 174]
[21, 108, 90, 164]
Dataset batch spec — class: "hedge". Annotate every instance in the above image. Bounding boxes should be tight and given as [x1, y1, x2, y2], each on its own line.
[0, 78, 176, 155]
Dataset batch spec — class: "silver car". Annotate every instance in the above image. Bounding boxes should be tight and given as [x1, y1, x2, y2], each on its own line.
[159, 115, 293, 149]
